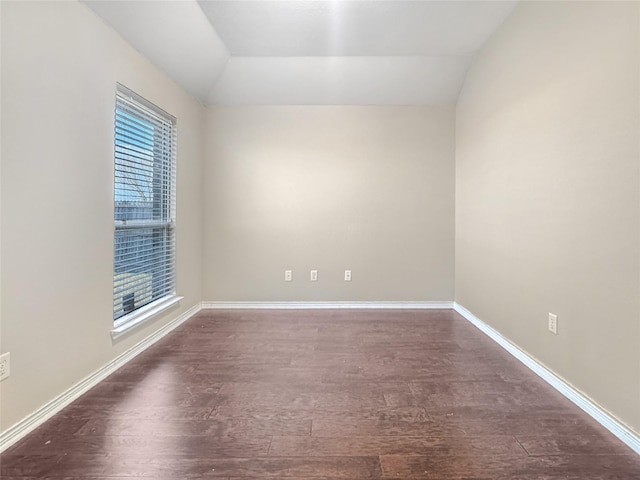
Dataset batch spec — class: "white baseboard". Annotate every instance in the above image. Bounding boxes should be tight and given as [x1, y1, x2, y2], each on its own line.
[0, 302, 202, 453]
[453, 302, 640, 456]
[202, 301, 454, 310]
[6, 300, 637, 458]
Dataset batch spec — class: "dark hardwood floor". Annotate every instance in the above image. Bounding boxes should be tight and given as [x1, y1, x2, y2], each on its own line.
[2, 309, 640, 479]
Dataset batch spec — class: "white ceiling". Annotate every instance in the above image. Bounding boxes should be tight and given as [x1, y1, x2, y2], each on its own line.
[83, 0, 519, 105]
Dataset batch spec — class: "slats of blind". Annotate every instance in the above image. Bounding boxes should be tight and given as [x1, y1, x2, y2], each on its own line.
[114, 86, 177, 322]
[113, 230, 176, 318]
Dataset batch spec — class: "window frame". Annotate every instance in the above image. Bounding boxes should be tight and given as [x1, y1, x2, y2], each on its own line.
[112, 84, 180, 337]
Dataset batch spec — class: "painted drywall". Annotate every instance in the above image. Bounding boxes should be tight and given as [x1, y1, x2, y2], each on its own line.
[456, 1, 640, 432]
[203, 106, 455, 302]
[0, 1, 204, 431]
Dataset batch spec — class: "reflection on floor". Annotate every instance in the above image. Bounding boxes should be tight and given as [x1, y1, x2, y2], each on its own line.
[3, 309, 640, 478]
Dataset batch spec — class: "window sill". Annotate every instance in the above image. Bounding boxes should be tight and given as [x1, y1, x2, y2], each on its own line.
[111, 295, 183, 340]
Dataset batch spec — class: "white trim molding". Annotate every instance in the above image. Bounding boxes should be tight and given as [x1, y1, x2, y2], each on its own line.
[112, 295, 184, 339]
[5, 300, 638, 459]
[0, 302, 202, 453]
[453, 302, 640, 456]
[202, 301, 454, 310]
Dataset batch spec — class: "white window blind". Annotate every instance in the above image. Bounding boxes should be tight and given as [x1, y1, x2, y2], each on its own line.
[113, 84, 177, 324]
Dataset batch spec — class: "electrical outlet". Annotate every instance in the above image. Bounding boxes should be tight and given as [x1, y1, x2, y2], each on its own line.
[310, 270, 318, 281]
[548, 313, 558, 335]
[0, 352, 10, 381]
[344, 270, 352, 282]
[284, 270, 292, 282]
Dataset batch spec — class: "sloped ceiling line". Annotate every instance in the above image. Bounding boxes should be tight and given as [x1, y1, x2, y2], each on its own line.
[82, 0, 519, 105]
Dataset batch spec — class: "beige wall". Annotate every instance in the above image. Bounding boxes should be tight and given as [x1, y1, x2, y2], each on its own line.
[203, 106, 455, 302]
[0, 1, 204, 431]
[4, 0, 638, 446]
[456, 1, 640, 433]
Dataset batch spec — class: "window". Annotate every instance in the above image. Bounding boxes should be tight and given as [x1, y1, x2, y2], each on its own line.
[113, 84, 177, 327]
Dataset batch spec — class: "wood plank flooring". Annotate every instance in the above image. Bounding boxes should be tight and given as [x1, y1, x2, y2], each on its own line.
[2, 309, 640, 479]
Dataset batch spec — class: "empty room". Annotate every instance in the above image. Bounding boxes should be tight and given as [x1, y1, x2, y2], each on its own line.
[1, 0, 639, 478]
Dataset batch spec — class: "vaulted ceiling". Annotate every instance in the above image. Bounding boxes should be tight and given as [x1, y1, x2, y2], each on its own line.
[83, 1, 519, 105]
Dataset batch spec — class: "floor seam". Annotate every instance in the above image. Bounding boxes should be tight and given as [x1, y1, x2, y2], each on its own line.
[514, 436, 531, 456]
